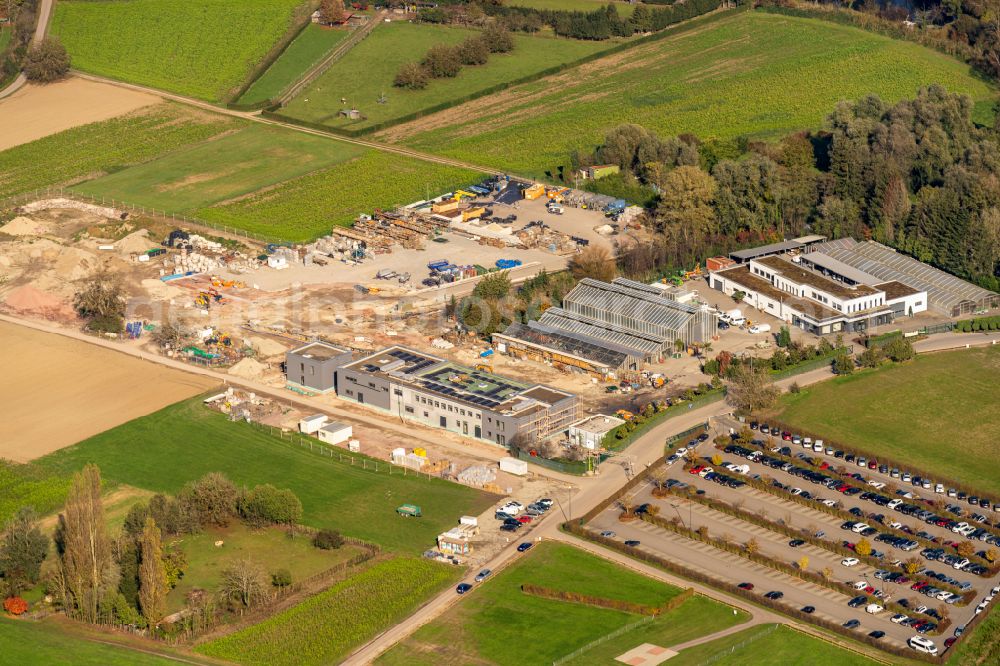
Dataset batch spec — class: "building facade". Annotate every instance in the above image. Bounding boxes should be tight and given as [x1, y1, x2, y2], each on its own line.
[285, 341, 354, 393]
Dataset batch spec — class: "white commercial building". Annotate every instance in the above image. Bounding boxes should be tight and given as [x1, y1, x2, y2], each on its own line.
[568, 414, 625, 450]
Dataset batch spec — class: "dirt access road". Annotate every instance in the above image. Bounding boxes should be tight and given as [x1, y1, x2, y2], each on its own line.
[0, 320, 217, 461]
[0, 0, 54, 100]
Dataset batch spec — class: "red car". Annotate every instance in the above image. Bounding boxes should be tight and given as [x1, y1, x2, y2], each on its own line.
[864, 585, 875, 594]
[689, 465, 705, 475]
[782, 431, 792, 441]
[944, 637, 957, 648]
[837, 483, 851, 492]
[738, 582, 754, 590]
[819, 461, 830, 470]
[912, 582, 928, 591]
[868, 460, 878, 469]
[517, 515, 533, 524]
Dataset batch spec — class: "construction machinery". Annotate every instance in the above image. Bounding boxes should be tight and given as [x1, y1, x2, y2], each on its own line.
[615, 409, 635, 422]
[474, 363, 493, 373]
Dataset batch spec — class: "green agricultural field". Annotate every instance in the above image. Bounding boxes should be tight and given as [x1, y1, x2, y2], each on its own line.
[0, 104, 238, 200]
[50, 0, 306, 101]
[166, 524, 365, 612]
[775, 345, 1000, 496]
[197, 150, 484, 241]
[508, 0, 636, 15]
[197, 557, 459, 666]
[377, 542, 748, 665]
[37, 397, 496, 552]
[281, 21, 609, 131]
[72, 124, 365, 213]
[0, 617, 194, 665]
[386, 10, 996, 177]
[0, 461, 72, 526]
[666, 624, 885, 666]
[238, 24, 349, 106]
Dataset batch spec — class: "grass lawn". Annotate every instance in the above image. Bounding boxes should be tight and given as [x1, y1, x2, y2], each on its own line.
[377, 542, 748, 665]
[281, 21, 609, 131]
[666, 624, 884, 666]
[0, 25, 10, 53]
[35, 397, 496, 553]
[197, 149, 485, 241]
[71, 124, 365, 213]
[197, 557, 460, 666]
[948, 605, 1000, 666]
[775, 345, 1000, 496]
[165, 524, 365, 612]
[50, 0, 306, 101]
[0, 103, 239, 200]
[388, 10, 996, 177]
[0, 617, 194, 665]
[508, 0, 636, 15]
[238, 24, 349, 106]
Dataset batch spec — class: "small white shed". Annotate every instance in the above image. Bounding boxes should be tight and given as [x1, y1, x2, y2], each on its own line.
[569, 414, 625, 450]
[267, 255, 288, 270]
[499, 456, 528, 476]
[299, 414, 328, 434]
[317, 422, 353, 446]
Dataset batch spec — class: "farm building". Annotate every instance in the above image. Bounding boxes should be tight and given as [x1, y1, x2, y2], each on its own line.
[285, 341, 354, 393]
[496, 278, 717, 376]
[568, 414, 625, 450]
[335, 345, 577, 446]
[298, 414, 328, 434]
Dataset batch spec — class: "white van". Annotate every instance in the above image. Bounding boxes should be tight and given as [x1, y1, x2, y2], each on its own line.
[748, 323, 771, 334]
[907, 636, 938, 655]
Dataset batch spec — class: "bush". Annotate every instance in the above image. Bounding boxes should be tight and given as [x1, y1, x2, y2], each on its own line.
[180, 472, 239, 528]
[24, 38, 70, 83]
[313, 528, 345, 550]
[238, 484, 303, 527]
[271, 568, 292, 588]
[458, 36, 489, 66]
[422, 44, 462, 78]
[482, 22, 514, 53]
[832, 352, 855, 375]
[393, 62, 429, 90]
[3, 596, 27, 616]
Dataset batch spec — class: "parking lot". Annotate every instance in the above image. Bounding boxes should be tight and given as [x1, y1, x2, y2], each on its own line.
[587, 418, 1000, 657]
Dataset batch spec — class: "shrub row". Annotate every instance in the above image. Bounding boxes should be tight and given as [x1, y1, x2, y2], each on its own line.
[763, 417, 1000, 519]
[562, 522, 939, 662]
[955, 316, 1000, 332]
[603, 391, 723, 451]
[520, 583, 693, 616]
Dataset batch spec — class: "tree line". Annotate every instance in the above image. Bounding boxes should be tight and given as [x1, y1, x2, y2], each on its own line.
[395, 22, 513, 90]
[1, 0, 70, 85]
[579, 87, 1000, 291]
[419, 0, 728, 41]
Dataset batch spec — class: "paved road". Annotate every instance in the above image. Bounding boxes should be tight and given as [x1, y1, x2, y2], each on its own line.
[0, 0, 54, 99]
[913, 331, 1000, 353]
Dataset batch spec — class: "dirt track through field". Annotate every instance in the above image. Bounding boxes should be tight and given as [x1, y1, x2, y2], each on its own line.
[0, 320, 217, 462]
[0, 77, 160, 151]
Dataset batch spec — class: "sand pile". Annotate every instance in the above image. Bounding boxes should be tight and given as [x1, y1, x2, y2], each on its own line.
[228, 357, 267, 380]
[52, 247, 99, 281]
[116, 229, 153, 254]
[141, 278, 184, 301]
[3, 285, 75, 319]
[248, 335, 287, 357]
[21, 198, 122, 220]
[0, 216, 50, 236]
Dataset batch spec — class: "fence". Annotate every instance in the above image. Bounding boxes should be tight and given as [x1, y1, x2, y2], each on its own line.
[1, 186, 292, 246]
[551, 615, 655, 665]
[699, 624, 779, 666]
[665, 422, 710, 451]
[606, 389, 725, 452]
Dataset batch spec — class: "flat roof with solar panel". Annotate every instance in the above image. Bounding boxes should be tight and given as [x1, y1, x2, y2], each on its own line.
[343, 345, 574, 414]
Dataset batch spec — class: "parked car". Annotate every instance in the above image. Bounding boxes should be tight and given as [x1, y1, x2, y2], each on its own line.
[456, 583, 473, 594]
[764, 591, 784, 600]
[475, 569, 492, 582]
[738, 582, 754, 590]
[843, 619, 861, 629]
[516, 542, 533, 552]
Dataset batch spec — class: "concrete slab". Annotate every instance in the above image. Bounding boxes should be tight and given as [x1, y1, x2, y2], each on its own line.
[616, 643, 677, 665]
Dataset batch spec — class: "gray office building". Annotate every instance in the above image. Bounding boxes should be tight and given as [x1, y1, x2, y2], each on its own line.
[285, 341, 354, 393]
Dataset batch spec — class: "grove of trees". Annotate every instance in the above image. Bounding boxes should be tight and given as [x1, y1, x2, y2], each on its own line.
[395, 23, 512, 90]
[585, 87, 1000, 291]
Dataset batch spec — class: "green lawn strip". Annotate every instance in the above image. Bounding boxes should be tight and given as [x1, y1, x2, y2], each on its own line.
[165, 524, 365, 612]
[195, 557, 460, 666]
[775, 345, 1000, 496]
[238, 24, 349, 106]
[36, 397, 496, 553]
[281, 21, 608, 130]
[396, 11, 995, 178]
[197, 150, 485, 241]
[948, 605, 1000, 666]
[666, 624, 885, 666]
[377, 542, 744, 665]
[71, 124, 364, 213]
[0, 617, 193, 665]
[0, 25, 10, 52]
[0, 103, 240, 200]
[50, 0, 305, 101]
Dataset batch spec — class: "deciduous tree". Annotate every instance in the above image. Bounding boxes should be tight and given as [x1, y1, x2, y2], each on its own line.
[138, 518, 166, 624]
[58, 465, 115, 622]
[0, 507, 49, 596]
